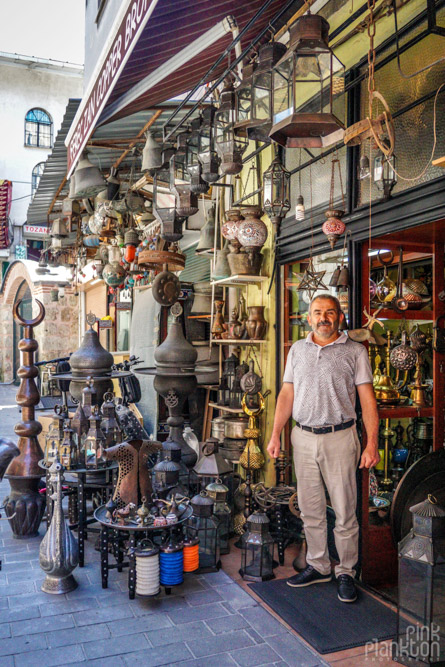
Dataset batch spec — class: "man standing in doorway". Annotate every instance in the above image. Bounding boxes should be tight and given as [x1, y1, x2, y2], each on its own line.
[267, 294, 379, 602]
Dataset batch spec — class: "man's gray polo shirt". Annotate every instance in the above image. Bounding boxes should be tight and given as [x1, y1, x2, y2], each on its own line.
[283, 331, 373, 427]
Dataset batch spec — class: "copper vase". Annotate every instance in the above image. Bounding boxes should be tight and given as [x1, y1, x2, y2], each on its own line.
[245, 306, 267, 340]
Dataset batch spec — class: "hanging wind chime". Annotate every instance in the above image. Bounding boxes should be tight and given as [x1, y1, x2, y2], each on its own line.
[322, 156, 346, 250]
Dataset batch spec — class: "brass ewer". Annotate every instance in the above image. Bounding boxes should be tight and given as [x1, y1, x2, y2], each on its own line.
[408, 354, 429, 408]
[239, 393, 265, 470]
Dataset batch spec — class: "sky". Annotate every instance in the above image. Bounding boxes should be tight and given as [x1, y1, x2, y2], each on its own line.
[0, 0, 85, 64]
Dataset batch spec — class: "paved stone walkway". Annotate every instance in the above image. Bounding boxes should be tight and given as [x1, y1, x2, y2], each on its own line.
[0, 386, 328, 667]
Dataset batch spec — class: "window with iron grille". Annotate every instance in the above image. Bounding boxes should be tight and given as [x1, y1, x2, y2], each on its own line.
[31, 162, 45, 196]
[24, 109, 53, 148]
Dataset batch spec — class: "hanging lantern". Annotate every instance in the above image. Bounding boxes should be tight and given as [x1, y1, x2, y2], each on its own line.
[359, 154, 370, 180]
[106, 167, 120, 200]
[84, 405, 107, 468]
[262, 152, 291, 230]
[393, 495, 445, 665]
[102, 245, 126, 287]
[124, 228, 140, 263]
[92, 247, 106, 278]
[374, 150, 397, 200]
[235, 43, 287, 143]
[141, 131, 163, 173]
[153, 166, 184, 242]
[322, 157, 346, 249]
[170, 133, 199, 218]
[269, 13, 345, 148]
[133, 539, 160, 597]
[215, 79, 248, 175]
[188, 491, 221, 573]
[186, 118, 209, 194]
[240, 511, 275, 582]
[159, 537, 184, 587]
[73, 152, 106, 198]
[197, 105, 221, 183]
[206, 478, 231, 555]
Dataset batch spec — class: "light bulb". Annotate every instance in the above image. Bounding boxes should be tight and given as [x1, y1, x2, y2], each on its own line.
[295, 195, 305, 221]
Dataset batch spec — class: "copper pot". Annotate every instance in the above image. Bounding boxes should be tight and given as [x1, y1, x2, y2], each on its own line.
[227, 250, 263, 276]
[246, 306, 267, 340]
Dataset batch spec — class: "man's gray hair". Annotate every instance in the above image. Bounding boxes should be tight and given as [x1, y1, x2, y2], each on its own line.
[309, 293, 342, 315]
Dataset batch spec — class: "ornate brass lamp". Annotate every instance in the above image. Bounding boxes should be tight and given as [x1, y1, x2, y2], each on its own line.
[262, 151, 291, 231]
[153, 166, 184, 242]
[186, 118, 210, 194]
[197, 105, 221, 183]
[170, 132, 199, 218]
[269, 13, 345, 148]
[374, 150, 398, 200]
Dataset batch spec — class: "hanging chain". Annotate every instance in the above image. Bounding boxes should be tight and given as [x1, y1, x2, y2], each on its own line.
[240, 161, 258, 203]
[367, 0, 377, 112]
[329, 155, 345, 211]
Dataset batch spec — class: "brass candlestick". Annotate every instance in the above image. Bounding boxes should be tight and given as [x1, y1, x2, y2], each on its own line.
[381, 419, 394, 490]
[374, 331, 400, 405]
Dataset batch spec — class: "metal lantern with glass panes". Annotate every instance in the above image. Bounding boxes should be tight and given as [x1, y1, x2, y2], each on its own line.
[170, 132, 199, 218]
[100, 392, 122, 447]
[186, 118, 209, 194]
[206, 478, 231, 555]
[188, 491, 221, 572]
[84, 406, 107, 468]
[374, 150, 397, 200]
[224, 352, 239, 393]
[236, 43, 287, 143]
[262, 151, 291, 230]
[102, 245, 126, 287]
[59, 422, 77, 470]
[215, 79, 248, 175]
[153, 166, 184, 242]
[240, 510, 275, 582]
[44, 405, 68, 465]
[393, 495, 445, 666]
[269, 13, 345, 148]
[197, 105, 221, 183]
[141, 131, 163, 173]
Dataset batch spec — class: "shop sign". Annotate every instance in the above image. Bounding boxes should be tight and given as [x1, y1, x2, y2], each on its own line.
[98, 319, 113, 329]
[23, 224, 50, 239]
[116, 302, 132, 310]
[66, 0, 159, 175]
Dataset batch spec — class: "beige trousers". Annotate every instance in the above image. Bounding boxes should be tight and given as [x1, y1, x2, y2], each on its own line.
[291, 424, 361, 578]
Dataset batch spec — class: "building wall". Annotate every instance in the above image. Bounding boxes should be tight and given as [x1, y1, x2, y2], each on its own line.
[0, 54, 83, 256]
[0, 261, 79, 383]
[84, 0, 122, 90]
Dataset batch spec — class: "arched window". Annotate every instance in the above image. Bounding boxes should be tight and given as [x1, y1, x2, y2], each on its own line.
[24, 108, 53, 148]
[31, 162, 45, 196]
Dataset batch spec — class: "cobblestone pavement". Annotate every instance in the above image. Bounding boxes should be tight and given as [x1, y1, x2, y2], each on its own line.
[0, 386, 328, 667]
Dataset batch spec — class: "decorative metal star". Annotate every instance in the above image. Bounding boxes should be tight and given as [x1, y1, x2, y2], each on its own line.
[297, 258, 329, 299]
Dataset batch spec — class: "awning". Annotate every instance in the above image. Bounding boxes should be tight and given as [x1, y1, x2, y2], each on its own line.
[65, 0, 295, 174]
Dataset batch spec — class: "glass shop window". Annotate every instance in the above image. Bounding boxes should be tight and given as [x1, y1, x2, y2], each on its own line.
[24, 109, 53, 148]
[31, 162, 45, 196]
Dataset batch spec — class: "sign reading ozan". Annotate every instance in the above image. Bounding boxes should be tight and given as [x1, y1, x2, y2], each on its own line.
[66, 0, 159, 175]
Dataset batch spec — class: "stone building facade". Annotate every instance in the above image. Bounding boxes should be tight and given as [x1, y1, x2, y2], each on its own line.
[0, 260, 79, 382]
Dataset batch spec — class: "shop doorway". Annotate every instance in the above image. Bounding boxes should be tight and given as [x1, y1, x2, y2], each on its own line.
[13, 281, 32, 383]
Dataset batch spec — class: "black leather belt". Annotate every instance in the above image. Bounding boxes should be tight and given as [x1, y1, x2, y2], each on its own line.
[295, 419, 355, 435]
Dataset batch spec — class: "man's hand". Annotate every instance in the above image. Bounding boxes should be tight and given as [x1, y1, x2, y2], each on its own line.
[266, 436, 281, 459]
[359, 446, 380, 469]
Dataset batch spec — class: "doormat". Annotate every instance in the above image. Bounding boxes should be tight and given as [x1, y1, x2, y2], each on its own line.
[249, 579, 397, 654]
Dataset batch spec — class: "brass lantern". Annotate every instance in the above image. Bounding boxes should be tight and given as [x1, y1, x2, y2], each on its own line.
[44, 406, 67, 465]
[235, 43, 286, 143]
[240, 511, 275, 582]
[187, 118, 209, 194]
[269, 13, 345, 148]
[262, 152, 291, 230]
[215, 79, 248, 175]
[84, 405, 107, 469]
[153, 166, 184, 242]
[170, 132, 199, 218]
[374, 150, 397, 200]
[198, 105, 221, 183]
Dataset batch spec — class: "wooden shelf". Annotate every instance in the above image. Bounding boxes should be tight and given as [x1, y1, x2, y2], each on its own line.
[209, 402, 243, 414]
[212, 339, 266, 345]
[210, 275, 268, 288]
[371, 308, 433, 320]
[377, 406, 433, 418]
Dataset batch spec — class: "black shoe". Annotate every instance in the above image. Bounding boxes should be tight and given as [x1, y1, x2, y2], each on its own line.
[337, 574, 357, 602]
[287, 565, 332, 588]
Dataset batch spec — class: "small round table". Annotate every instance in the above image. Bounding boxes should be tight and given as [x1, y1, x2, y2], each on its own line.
[94, 504, 193, 599]
[40, 461, 118, 567]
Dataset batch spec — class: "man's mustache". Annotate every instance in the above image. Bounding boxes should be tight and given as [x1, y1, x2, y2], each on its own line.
[317, 321, 332, 327]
